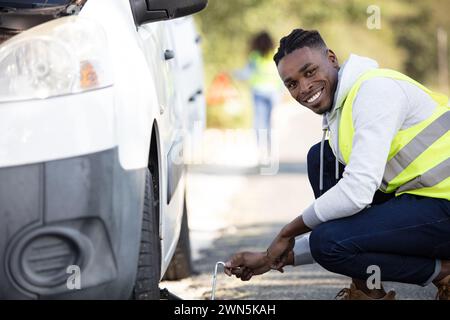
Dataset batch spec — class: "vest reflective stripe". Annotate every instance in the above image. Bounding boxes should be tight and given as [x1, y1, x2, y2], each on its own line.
[381, 111, 450, 190]
[396, 157, 450, 193]
[338, 68, 450, 200]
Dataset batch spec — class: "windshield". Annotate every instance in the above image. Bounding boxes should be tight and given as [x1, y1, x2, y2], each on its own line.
[0, 0, 72, 8]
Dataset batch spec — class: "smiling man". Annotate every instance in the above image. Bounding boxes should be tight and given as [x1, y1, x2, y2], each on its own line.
[224, 29, 450, 300]
[278, 43, 338, 115]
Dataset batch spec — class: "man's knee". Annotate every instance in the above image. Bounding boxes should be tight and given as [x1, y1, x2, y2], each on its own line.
[309, 222, 349, 266]
[307, 142, 321, 169]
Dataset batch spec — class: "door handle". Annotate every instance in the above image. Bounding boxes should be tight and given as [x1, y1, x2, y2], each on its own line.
[164, 49, 175, 60]
[189, 90, 203, 102]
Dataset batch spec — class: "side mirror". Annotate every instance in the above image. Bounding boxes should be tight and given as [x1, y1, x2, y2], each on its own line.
[130, 0, 207, 26]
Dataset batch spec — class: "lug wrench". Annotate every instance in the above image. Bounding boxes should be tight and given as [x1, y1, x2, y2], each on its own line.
[211, 261, 227, 300]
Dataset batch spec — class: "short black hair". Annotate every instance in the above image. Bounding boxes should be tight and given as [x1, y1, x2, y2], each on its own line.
[273, 29, 327, 65]
[251, 31, 274, 56]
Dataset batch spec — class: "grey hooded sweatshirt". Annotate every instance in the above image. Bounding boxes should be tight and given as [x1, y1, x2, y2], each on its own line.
[293, 54, 439, 266]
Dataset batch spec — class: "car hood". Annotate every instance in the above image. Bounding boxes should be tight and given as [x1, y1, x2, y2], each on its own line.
[0, 0, 85, 32]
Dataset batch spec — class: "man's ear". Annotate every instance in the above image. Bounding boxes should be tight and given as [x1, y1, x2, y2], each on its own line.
[327, 49, 339, 68]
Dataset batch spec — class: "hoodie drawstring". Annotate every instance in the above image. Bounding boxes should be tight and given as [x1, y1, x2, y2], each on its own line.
[319, 127, 340, 197]
[335, 157, 340, 180]
[319, 128, 327, 196]
[334, 148, 339, 181]
[335, 105, 342, 181]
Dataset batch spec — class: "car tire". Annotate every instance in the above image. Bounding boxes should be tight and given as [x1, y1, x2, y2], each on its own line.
[133, 169, 161, 300]
[163, 198, 193, 280]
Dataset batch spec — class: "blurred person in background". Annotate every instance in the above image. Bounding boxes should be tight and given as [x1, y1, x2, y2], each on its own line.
[233, 31, 282, 164]
[225, 29, 450, 300]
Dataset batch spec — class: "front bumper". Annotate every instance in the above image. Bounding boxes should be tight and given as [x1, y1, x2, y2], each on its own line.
[0, 148, 146, 299]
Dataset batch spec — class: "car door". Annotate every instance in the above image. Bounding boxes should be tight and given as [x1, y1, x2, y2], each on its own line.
[137, 20, 185, 268]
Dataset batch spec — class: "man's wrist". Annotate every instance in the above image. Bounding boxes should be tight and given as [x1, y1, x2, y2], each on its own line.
[286, 250, 294, 266]
[265, 248, 276, 263]
[265, 249, 294, 267]
[263, 250, 272, 263]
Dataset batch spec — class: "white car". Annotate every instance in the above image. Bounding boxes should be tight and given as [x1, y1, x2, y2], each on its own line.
[0, 0, 207, 299]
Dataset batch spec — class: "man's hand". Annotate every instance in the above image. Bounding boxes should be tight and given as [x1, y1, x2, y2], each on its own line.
[224, 251, 294, 281]
[224, 251, 273, 281]
[223, 216, 309, 281]
[265, 216, 311, 269]
[266, 235, 295, 269]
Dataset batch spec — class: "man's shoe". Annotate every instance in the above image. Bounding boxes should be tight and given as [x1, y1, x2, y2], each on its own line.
[435, 275, 450, 300]
[335, 283, 396, 300]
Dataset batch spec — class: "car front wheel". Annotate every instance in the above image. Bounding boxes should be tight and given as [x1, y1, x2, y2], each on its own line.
[133, 169, 161, 300]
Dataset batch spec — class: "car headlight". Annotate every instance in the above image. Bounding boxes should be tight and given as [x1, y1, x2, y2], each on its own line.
[0, 16, 112, 102]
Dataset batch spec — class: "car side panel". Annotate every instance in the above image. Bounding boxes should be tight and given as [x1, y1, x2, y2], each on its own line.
[137, 20, 184, 276]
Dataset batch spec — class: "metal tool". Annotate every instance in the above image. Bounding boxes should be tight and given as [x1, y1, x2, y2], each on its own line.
[211, 261, 226, 300]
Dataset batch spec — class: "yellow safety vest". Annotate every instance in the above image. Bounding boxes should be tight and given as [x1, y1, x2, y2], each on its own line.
[248, 51, 280, 89]
[338, 69, 450, 200]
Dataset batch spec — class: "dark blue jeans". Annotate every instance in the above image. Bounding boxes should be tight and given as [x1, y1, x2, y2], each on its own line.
[307, 142, 450, 285]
